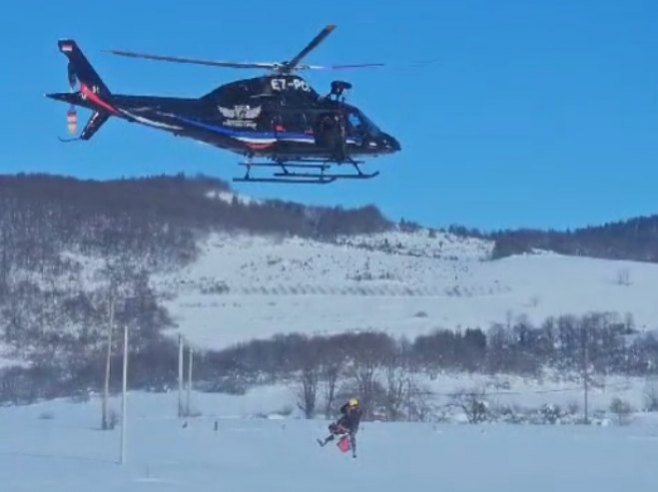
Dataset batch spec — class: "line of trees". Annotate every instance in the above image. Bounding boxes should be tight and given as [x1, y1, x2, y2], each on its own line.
[446, 214, 658, 264]
[5, 174, 658, 267]
[194, 311, 650, 383]
[487, 216, 658, 263]
[0, 174, 391, 270]
[188, 312, 656, 419]
[3, 310, 658, 419]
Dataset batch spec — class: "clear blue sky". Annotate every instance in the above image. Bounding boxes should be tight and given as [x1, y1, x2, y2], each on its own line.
[1, 0, 657, 231]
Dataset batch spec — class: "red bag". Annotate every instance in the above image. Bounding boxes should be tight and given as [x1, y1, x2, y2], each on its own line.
[337, 435, 351, 453]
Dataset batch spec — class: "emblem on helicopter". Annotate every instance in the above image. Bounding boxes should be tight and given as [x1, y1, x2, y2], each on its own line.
[218, 104, 262, 128]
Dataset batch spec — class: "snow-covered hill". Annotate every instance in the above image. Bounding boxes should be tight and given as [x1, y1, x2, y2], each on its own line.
[153, 229, 658, 350]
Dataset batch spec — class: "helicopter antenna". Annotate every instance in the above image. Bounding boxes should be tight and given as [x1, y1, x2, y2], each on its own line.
[106, 25, 383, 75]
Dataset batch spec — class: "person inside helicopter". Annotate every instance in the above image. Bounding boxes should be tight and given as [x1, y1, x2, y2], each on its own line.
[345, 107, 382, 141]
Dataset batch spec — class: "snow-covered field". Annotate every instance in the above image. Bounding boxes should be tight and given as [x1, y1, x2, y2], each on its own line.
[421, 371, 651, 416]
[153, 230, 658, 350]
[2, 391, 658, 492]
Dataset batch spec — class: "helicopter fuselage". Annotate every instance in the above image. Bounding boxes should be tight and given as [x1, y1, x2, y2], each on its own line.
[49, 74, 400, 162]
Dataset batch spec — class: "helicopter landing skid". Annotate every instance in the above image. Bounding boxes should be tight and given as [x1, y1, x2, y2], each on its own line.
[233, 160, 379, 184]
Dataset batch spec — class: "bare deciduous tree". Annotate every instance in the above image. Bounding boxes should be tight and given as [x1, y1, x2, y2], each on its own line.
[345, 332, 395, 419]
[382, 360, 434, 422]
[383, 363, 409, 421]
[451, 387, 488, 424]
[615, 268, 631, 286]
[610, 397, 633, 425]
[295, 337, 322, 419]
[320, 354, 343, 419]
[644, 378, 658, 412]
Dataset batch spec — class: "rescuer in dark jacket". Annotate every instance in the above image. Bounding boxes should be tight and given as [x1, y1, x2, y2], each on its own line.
[317, 398, 363, 457]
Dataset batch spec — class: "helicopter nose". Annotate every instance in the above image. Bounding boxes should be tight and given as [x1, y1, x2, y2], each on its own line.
[384, 134, 401, 152]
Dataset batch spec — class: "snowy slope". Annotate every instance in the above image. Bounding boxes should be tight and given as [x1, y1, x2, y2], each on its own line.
[205, 189, 261, 206]
[1, 392, 658, 492]
[153, 229, 658, 350]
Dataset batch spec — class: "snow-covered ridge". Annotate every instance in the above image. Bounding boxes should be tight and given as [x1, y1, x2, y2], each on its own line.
[158, 230, 495, 295]
[150, 229, 658, 350]
[335, 229, 493, 261]
[205, 189, 261, 206]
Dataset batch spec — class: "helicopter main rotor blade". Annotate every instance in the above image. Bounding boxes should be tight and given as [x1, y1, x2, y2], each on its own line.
[106, 49, 278, 70]
[282, 24, 336, 72]
[302, 62, 385, 71]
[107, 26, 381, 74]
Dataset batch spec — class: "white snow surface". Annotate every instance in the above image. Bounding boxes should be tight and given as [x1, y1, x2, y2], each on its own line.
[2, 391, 658, 492]
[153, 230, 658, 350]
[205, 189, 260, 206]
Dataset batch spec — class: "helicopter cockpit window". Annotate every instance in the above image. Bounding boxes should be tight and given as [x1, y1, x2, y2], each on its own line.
[347, 109, 381, 138]
[348, 112, 364, 131]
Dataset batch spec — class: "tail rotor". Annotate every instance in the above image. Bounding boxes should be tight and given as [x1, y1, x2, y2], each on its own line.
[65, 61, 79, 137]
[48, 39, 114, 142]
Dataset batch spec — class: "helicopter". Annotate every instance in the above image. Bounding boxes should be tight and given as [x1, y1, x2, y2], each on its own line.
[46, 25, 401, 184]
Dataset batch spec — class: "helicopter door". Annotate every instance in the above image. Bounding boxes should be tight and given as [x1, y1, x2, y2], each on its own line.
[314, 112, 346, 161]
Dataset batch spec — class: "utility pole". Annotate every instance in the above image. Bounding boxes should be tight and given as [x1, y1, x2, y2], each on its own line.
[120, 324, 128, 464]
[186, 346, 194, 417]
[582, 326, 589, 425]
[102, 293, 114, 430]
[178, 335, 184, 417]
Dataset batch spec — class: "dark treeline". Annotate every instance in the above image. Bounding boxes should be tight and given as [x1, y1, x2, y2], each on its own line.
[483, 215, 658, 262]
[193, 312, 655, 385]
[0, 337, 180, 405]
[4, 311, 658, 413]
[3, 173, 658, 271]
[0, 173, 391, 269]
